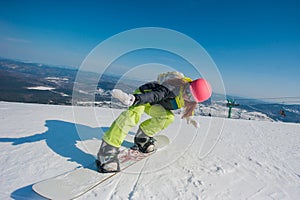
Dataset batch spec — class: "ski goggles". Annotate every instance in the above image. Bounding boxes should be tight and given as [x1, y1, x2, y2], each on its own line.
[184, 86, 196, 102]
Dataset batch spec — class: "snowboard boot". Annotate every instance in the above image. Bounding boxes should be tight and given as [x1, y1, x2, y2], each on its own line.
[96, 140, 120, 173]
[132, 128, 155, 153]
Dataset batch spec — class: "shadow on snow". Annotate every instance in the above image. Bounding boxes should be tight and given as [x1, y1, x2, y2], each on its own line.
[0, 120, 134, 200]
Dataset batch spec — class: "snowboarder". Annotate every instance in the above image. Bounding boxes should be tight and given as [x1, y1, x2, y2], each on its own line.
[96, 72, 212, 173]
[279, 109, 286, 117]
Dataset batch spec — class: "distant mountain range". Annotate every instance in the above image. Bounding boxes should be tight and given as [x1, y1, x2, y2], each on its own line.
[0, 58, 299, 123]
[0, 58, 136, 105]
[0, 58, 76, 105]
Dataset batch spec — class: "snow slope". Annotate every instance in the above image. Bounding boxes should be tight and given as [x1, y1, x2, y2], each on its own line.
[0, 101, 299, 200]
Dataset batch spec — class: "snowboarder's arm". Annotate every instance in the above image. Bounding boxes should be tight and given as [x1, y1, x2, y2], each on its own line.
[138, 81, 161, 93]
[133, 83, 173, 106]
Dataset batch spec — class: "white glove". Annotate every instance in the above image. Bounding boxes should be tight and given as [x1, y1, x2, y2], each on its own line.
[111, 89, 135, 106]
[186, 117, 200, 128]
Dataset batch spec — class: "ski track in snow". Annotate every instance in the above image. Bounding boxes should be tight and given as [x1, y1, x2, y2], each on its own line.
[0, 102, 299, 200]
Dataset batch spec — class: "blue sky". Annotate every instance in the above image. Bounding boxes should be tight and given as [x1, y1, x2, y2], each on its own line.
[0, 0, 299, 101]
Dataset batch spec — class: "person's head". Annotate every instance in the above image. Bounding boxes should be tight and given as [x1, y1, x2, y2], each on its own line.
[181, 78, 211, 118]
[164, 76, 212, 118]
[184, 78, 212, 103]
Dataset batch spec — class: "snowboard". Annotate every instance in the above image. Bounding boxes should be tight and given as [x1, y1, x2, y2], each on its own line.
[32, 135, 169, 199]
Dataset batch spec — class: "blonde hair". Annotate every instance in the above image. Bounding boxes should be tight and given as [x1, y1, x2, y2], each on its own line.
[164, 78, 197, 118]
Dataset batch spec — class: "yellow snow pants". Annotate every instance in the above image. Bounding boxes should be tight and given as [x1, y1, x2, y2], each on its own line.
[103, 103, 175, 148]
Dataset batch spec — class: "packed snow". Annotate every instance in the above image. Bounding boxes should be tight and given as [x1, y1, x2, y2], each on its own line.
[26, 86, 55, 91]
[0, 101, 299, 199]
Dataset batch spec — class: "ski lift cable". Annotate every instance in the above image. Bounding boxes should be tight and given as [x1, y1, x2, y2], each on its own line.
[234, 96, 300, 100]
[232, 96, 300, 104]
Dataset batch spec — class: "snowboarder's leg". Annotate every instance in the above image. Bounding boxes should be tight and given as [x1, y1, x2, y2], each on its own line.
[140, 104, 175, 137]
[97, 104, 146, 172]
[102, 104, 146, 147]
[133, 104, 174, 153]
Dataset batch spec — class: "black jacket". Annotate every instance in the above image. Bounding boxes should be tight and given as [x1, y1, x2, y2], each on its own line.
[133, 81, 181, 110]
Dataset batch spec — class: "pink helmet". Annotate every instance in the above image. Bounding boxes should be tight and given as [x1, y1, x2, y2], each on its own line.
[189, 78, 212, 102]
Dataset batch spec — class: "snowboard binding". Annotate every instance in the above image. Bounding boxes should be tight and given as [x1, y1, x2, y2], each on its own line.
[96, 159, 120, 173]
[132, 128, 156, 153]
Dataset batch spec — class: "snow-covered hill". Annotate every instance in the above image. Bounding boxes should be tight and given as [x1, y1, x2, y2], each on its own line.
[0, 101, 299, 199]
[196, 101, 274, 122]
